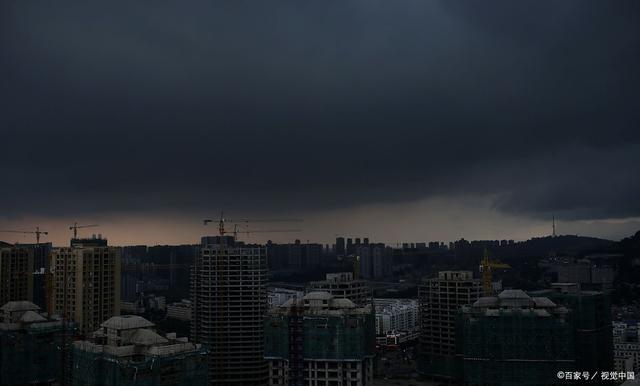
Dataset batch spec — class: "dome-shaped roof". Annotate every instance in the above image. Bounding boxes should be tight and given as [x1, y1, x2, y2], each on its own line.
[101, 315, 154, 330]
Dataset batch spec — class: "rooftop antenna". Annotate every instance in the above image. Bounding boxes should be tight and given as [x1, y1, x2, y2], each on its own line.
[552, 215, 556, 238]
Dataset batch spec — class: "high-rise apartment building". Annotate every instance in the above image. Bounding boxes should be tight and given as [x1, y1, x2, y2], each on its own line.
[50, 237, 121, 335]
[0, 245, 34, 305]
[335, 237, 345, 256]
[191, 236, 269, 385]
[357, 243, 391, 280]
[374, 298, 419, 335]
[613, 321, 640, 374]
[13, 242, 52, 309]
[418, 271, 482, 380]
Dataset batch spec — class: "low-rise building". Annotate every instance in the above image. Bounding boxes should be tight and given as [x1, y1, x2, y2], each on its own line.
[268, 287, 303, 308]
[614, 321, 640, 374]
[121, 293, 167, 315]
[376, 330, 420, 347]
[374, 298, 419, 335]
[167, 299, 192, 321]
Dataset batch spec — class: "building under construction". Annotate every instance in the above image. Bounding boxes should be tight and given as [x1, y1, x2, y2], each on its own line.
[0, 301, 73, 385]
[72, 315, 208, 385]
[190, 235, 269, 385]
[264, 291, 376, 386]
[458, 290, 576, 386]
[418, 271, 482, 380]
[307, 272, 372, 306]
[530, 283, 614, 372]
[0, 245, 34, 305]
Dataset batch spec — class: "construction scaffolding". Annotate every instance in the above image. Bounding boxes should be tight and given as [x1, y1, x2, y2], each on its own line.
[0, 322, 72, 385]
[265, 293, 377, 386]
[533, 285, 614, 372]
[458, 302, 576, 385]
[191, 238, 269, 385]
[288, 302, 304, 386]
[266, 313, 376, 361]
[71, 344, 209, 386]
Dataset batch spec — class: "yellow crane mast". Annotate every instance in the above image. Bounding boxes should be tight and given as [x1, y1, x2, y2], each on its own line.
[480, 249, 511, 296]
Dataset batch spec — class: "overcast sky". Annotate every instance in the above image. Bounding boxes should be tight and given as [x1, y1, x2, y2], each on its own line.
[1, 1, 639, 246]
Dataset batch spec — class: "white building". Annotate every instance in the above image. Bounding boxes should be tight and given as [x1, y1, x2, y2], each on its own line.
[167, 299, 192, 321]
[614, 321, 640, 374]
[373, 298, 419, 335]
[268, 288, 303, 308]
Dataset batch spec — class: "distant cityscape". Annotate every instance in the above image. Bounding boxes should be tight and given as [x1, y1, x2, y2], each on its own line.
[0, 224, 639, 385]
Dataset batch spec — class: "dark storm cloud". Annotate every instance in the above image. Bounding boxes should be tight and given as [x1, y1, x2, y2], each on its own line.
[1, 0, 639, 221]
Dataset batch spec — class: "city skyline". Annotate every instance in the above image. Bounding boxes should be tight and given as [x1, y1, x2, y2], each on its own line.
[1, 197, 639, 246]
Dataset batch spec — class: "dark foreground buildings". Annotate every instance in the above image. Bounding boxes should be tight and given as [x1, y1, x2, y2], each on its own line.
[264, 292, 376, 386]
[72, 315, 208, 385]
[458, 290, 575, 385]
[418, 271, 482, 379]
[531, 283, 614, 372]
[0, 301, 71, 386]
[191, 236, 269, 385]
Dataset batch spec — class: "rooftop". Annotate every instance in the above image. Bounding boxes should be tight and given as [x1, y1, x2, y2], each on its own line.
[1, 301, 41, 313]
[275, 291, 370, 315]
[20, 311, 47, 323]
[101, 315, 154, 330]
[129, 328, 168, 346]
[468, 289, 566, 318]
[497, 289, 530, 300]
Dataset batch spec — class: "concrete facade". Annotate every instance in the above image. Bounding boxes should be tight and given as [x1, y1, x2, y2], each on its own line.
[50, 238, 121, 336]
[418, 271, 481, 380]
[191, 236, 269, 385]
[0, 246, 34, 305]
[307, 272, 372, 306]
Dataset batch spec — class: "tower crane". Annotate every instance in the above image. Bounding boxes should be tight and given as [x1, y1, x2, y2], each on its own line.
[0, 227, 49, 244]
[479, 249, 511, 296]
[353, 255, 361, 280]
[203, 212, 303, 238]
[69, 222, 99, 239]
[228, 224, 301, 238]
